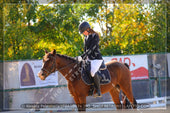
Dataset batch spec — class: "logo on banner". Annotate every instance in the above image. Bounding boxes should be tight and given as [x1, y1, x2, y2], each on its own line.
[20, 63, 35, 86]
[111, 55, 149, 80]
[19, 60, 58, 88]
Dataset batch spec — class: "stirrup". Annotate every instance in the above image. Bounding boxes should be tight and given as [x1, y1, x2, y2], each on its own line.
[94, 90, 102, 98]
[94, 93, 102, 98]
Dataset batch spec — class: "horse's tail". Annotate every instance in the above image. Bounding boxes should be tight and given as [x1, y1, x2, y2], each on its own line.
[124, 63, 129, 69]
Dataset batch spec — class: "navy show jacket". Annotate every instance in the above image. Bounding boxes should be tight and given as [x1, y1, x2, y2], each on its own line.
[81, 33, 103, 60]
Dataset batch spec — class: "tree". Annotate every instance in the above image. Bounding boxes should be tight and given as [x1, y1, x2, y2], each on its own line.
[3, 1, 39, 60]
[2, 0, 168, 61]
[95, 3, 166, 55]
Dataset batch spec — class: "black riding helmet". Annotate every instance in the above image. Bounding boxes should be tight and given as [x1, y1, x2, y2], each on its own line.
[79, 22, 91, 34]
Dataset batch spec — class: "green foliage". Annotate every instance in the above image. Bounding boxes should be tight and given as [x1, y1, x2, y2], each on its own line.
[168, 1, 170, 52]
[0, 1, 3, 61]
[2, 1, 168, 61]
[99, 3, 167, 55]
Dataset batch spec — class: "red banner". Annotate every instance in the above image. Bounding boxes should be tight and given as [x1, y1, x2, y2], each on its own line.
[103, 55, 149, 80]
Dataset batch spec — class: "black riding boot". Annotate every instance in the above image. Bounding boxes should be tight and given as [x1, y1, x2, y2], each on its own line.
[93, 73, 102, 97]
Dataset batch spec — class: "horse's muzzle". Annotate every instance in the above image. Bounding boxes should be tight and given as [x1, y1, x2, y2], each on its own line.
[38, 70, 46, 80]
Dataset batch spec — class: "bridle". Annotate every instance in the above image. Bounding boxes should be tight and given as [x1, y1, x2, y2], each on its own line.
[41, 56, 77, 77]
[41, 56, 57, 76]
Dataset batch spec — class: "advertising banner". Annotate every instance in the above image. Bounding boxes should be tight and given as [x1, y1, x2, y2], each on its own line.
[167, 53, 170, 77]
[19, 60, 58, 88]
[103, 55, 149, 80]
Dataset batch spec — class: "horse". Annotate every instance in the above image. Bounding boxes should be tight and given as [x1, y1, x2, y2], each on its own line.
[38, 49, 137, 111]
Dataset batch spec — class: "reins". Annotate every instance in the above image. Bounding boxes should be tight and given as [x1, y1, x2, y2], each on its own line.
[57, 61, 77, 71]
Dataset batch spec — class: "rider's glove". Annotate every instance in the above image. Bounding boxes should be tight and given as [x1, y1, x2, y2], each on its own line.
[77, 56, 82, 62]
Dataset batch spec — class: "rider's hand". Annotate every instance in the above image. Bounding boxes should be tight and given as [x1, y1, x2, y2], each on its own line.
[77, 56, 82, 61]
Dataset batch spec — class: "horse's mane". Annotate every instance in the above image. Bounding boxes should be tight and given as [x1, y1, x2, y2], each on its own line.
[56, 54, 76, 62]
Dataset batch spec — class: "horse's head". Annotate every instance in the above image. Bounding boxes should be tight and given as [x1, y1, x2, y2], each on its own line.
[38, 49, 57, 80]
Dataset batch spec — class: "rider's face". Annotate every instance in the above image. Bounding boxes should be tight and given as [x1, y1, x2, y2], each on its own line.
[83, 30, 89, 36]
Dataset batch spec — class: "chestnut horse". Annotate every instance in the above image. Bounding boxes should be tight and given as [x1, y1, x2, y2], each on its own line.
[38, 50, 137, 111]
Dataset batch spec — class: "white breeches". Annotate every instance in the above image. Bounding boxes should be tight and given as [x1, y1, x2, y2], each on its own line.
[89, 60, 103, 77]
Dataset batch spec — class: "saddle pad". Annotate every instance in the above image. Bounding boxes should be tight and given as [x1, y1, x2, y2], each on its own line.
[81, 68, 111, 85]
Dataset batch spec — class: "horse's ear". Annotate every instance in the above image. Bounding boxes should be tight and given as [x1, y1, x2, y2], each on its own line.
[52, 49, 56, 55]
[45, 50, 48, 54]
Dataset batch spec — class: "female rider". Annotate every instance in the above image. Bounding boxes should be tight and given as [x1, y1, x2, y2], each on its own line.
[78, 21, 103, 97]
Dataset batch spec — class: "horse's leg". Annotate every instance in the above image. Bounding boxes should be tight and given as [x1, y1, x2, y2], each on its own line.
[119, 83, 137, 109]
[71, 91, 86, 111]
[109, 88, 122, 109]
[69, 91, 86, 111]
[77, 96, 86, 111]
[122, 92, 131, 109]
[132, 97, 138, 109]
[68, 83, 83, 111]
[72, 95, 81, 110]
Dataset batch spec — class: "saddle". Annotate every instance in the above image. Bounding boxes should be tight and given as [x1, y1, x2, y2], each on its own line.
[81, 60, 111, 96]
[81, 60, 111, 85]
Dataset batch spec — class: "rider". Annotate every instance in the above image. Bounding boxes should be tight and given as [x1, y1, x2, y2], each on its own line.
[78, 21, 103, 97]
